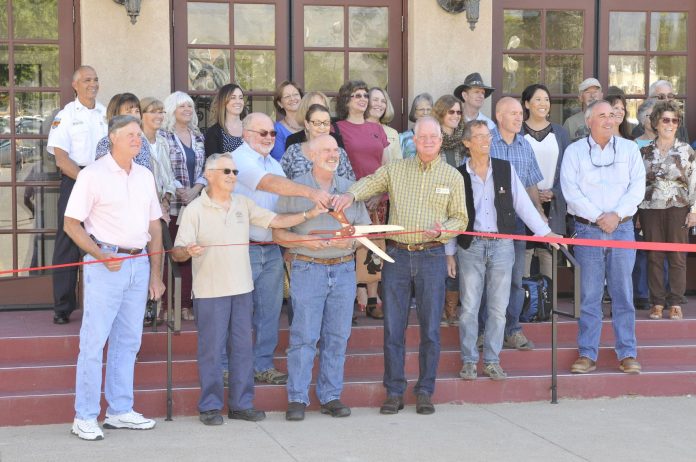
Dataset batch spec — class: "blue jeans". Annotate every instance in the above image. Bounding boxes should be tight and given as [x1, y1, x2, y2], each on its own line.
[249, 244, 284, 373]
[286, 260, 355, 405]
[382, 245, 447, 397]
[478, 220, 526, 338]
[574, 220, 637, 361]
[457, 238, 515, 364]
[74, 253, 149, 421]
[195, 293, 254, 412]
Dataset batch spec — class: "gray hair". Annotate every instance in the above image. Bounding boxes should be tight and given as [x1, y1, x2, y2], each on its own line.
[204, 152, 233, 171]
[584, 99, 610, 122]
[408, 92, 433, 123]
[163, 91, 200, 134]
[413, 116, 442, 137]
[108, 114, 141, 136]
[462, 120, 489, 141]
[636, 99, 657, 124]
[648, 80, 673, 97]
[72, 65, 96, 82]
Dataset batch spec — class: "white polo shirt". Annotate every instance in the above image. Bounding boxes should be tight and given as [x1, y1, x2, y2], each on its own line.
[65, 154, 162, 249]
[47, 98, 107, 166]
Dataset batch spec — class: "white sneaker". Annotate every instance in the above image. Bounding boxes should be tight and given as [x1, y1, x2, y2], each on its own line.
[103, 410, 156, 430]
[71, 418, 104, 441]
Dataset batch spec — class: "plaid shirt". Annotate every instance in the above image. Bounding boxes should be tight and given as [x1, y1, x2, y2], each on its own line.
[489, 128, 543, 188]
[161, 129, 206, 216]
[349, 156, 468, 244]
[95, 135, 152, 171]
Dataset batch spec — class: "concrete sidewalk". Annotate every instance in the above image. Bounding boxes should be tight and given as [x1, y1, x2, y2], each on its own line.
[0, 396, 694, 462]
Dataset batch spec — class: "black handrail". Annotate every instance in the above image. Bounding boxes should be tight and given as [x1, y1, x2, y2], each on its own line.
[550, 245, 581, 404]
[160, 223, 181, 421]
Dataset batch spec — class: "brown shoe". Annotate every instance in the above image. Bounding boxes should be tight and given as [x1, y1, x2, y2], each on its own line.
[619, 357, 641, 374]
[668, 306, 683, 320]
[366, 302, 384, 319]
[570, 356, 596, 374]
[648, 305, 664, 320]
[443, 290, 459, 326]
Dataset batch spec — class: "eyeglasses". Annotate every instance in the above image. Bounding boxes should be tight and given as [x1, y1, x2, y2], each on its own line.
[587, 136, 617, 168]
[470, 133, 492, 140]
[145, 110, 166, 115]
[416, 135, 441, 142]
[447, 110, 463, 115]
[309, 120, 331, 128]
[281, 93, 301, 100]
[660, 117, 680, 125]
[246, 129, 277, 138]
[351, 92, 369, 99]
[208, 168, 239, 176]
[654, 93, 676, 100]
[415, 107, 432, 114]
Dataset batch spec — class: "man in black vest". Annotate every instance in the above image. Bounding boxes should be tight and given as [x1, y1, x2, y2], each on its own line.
[446, 120, 560, 381]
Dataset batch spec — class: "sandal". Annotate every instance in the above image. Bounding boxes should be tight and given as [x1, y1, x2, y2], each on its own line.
[648, 305, 663, 320]
[669, 306, 683, 320]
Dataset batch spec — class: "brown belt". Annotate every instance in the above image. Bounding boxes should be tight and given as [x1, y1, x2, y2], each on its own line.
[574, 215, 632, 226]
[387, 240, 443, 251]
[292, 253, 355, 265]
[90, 235, 143, 255]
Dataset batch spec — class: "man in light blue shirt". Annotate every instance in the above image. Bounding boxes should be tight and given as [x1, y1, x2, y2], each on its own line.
[447, 120, 559, 381]
[483, 97, 545, 352]
[231, 112, 332, 386]
[561, 100, 646, 375]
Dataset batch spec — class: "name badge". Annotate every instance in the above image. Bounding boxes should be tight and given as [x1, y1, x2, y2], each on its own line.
[435, 187, 450, 194]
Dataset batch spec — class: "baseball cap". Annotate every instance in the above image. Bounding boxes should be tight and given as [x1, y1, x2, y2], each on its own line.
[578, 78, 602, 93]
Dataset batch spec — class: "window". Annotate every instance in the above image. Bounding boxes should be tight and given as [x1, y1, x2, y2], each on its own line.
[173, 0, 404, 131]
[0, 0, 74, 291]
[493, 0, 595, 124]
[600, 1, 692, 128]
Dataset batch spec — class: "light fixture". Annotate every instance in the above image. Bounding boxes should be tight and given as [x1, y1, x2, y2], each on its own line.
[437, 0, 480, 31]
[464, 0, 480, 31]
[113, 0, 142, 25]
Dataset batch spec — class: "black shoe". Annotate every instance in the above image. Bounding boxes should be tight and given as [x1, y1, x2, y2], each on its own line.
[228, 408, 266, 422]
[379, 395, 404, 415]
[320, 399, 351, 418]
[53, 313, 70, 325]
[285, 402, 306, 421]
[199, 410, 223, 426]
[416, 393, 435, 415]
[634, 298, 650, 310]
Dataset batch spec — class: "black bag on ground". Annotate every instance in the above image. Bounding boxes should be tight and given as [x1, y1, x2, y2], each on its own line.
[520, 275, 552, 322]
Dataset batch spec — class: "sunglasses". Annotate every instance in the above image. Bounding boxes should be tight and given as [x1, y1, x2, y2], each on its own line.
[209, 168, 239, 176]
[654, 93, 676, 100]
[351, 92, 369, 99]
[447, 110, 463, 115]
[246, 129, 277, 138]
[661, 117, 680, 125]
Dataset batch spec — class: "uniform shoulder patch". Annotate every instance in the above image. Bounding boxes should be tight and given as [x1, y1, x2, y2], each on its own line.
[51, 117, 61, 129]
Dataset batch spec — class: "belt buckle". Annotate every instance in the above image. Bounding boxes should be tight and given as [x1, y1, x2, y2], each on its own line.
[407, 243, 423, 251]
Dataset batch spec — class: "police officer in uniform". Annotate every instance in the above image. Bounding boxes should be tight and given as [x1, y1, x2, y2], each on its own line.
[47, 65, 107, 324]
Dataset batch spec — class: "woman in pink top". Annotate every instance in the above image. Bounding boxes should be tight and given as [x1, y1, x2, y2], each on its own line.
[335, 80, 390, 320]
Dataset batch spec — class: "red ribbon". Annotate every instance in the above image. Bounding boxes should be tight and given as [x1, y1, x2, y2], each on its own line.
[2, 229, 694, 276]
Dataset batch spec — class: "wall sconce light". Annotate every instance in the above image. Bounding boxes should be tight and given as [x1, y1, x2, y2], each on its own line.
[113, 0, 142, 25]
[437, 0, 480, 31]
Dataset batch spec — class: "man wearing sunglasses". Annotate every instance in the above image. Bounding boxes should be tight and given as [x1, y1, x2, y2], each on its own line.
[172, 152, 326, 426]
[231, 112, 333, 387]
[631, 80, 690, 143]
[561, 100, 646, 375]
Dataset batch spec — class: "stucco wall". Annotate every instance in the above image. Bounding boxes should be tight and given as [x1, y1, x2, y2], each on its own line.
[407, 0, 493, 123]
[80, 0, 171, 105]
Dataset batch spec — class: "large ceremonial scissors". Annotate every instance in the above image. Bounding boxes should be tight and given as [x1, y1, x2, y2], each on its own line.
[309, 210, 403, 263]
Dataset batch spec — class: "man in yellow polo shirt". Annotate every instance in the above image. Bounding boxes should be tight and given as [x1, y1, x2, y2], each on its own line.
[334, 116, 468, 415]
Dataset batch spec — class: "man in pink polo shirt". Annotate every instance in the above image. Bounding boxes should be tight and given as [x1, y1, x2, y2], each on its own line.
[63, 115, 165, 441]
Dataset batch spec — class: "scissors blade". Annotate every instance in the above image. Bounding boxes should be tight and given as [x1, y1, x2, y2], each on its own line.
[352, 225, 404, 235]
[357, 237, 394, 263]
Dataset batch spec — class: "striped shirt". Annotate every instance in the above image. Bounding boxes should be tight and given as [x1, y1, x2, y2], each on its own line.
[348, 156, 468, 244]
